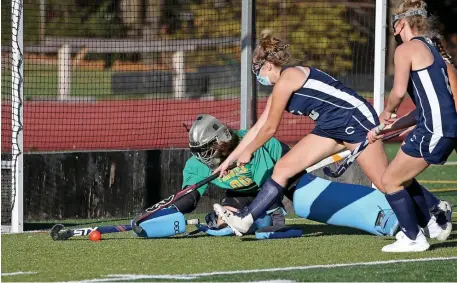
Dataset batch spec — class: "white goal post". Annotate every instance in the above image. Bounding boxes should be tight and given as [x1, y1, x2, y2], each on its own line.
[371, 0, 388, 190]
[2, 0, 24, 233]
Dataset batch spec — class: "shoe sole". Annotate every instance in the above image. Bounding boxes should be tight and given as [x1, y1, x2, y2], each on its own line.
[213, 205, 243, 237]
[382, 243, 430, 253]
[437, 222, 452, 241]
[442, 201, 453, 223]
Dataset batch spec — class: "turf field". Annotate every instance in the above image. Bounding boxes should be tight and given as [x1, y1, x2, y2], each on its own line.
[1, 143, 456, 282]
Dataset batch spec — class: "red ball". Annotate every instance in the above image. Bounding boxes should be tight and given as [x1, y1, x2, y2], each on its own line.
[89, 230, 101, 241]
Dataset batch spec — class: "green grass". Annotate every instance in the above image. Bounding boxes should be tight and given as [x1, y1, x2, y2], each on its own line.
[2, 216, 457, 282]
[1, 147, 456, 282]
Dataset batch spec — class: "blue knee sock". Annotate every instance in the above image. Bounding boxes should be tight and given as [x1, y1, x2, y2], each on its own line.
[242, 178, 285, 220]
[406, 179, 431, 227]
[419, 183, 440, 209]
[385, 189, 419, 240]
[418, 181, 447, 225]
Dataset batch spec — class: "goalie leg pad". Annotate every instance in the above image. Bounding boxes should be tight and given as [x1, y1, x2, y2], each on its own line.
[134, 208, 187, 238]
[197, 214, 273, 237]
[293, 174, 395, 236]
[254, 214, 273, 230]
[196, 224, 234, 236]
[374, 209, 400, 236]
[255, 225, 303, 240]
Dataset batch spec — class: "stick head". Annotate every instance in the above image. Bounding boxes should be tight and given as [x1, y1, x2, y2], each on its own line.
[131, 217, 144, 234]
[50, 224, 72, 241]
[323, 166, 345, 178]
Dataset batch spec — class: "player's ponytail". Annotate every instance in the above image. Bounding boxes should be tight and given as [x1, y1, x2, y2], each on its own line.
[253, 29, 291, 66]
[431, 36, 454, 65]
[259, 29, 277, 53]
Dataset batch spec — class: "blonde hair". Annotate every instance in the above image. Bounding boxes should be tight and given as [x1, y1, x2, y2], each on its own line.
[396, 0, 429, 34]
[252, 29, 291, 66]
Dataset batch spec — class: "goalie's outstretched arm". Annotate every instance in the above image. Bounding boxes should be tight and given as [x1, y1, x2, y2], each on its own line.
[171, 189, 201, 214]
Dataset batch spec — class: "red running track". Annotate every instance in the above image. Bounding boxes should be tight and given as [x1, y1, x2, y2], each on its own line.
[1, 98, 415, 152]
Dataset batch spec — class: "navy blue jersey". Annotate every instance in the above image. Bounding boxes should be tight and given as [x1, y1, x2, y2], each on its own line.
[285, 67, 377, 130]
[409, 37, 457, 137]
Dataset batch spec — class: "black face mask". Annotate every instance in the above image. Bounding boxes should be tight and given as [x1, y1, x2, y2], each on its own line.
[395, 34, 403, 45]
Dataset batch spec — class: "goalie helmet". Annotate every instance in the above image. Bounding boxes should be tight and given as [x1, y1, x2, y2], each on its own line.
[189, 114, 232, 169]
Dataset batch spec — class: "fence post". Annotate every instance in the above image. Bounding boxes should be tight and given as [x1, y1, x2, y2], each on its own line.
[173, 51, 185, 98]
[240, 0, 253, 130]
[58, 44, 71, 100]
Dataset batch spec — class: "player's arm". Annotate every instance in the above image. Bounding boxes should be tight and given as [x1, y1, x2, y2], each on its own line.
[385, 110, 416, 131]
[446, 62, 457, 111]
[219, 95, 273, 166]
[172, 159, 208, 213]
[384, 44, 412, 118]
[368, 44, 412, 143]
[243, 68, 305, 155]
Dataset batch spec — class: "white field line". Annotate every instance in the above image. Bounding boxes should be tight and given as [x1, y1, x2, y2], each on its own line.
[432, 161, 457, 166]
[1, 271, 37, 276]
[63, 256, 457, 282]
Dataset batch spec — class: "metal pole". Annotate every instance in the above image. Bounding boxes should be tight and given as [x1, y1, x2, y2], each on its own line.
[372, 0, 387, 190]
[373, 0, 387, 115]
[40, 0, 45, 43]
[240, 0, 253, 130]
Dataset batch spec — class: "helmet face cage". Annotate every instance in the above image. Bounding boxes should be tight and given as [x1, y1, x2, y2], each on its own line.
[189, 137, 219, 167]
[188, 114, 232, 169]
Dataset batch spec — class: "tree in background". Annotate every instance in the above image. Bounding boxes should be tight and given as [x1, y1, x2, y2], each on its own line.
[167, 1, 369, 74]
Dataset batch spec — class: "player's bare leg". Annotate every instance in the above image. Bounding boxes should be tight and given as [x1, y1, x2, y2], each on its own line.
[347, 139, 452, 240]
[214, 134, 342, 235]
[344, 139, 388, 191]
[380, 149, 435, 252]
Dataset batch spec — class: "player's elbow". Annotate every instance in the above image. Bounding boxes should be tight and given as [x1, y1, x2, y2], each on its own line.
[262, 124, 277, 137]
[390, 88, 406, 100]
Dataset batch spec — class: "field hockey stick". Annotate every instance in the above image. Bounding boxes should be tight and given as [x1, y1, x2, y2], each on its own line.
[50, 223, 132, 241]
[132, 163, 237, 234]
[323, 129, 403, 178]
[285, 149, 352, 190]
[50, 219, 200, 241]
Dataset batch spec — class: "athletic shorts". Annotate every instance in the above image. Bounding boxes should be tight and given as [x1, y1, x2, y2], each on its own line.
[401, 129, 457, 165]
[311, 114, 380, 144]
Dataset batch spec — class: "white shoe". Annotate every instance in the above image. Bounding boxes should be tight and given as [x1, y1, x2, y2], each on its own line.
[423, 216, 452, 241]
[395, 230, 407, 240]
[383, 230, 429, 252]
[438, 200, 452, 223]
[213, 203, 253, 236]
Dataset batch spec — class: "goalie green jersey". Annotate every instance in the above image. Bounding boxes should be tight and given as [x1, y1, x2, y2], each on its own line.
[182, 130, 284, 195]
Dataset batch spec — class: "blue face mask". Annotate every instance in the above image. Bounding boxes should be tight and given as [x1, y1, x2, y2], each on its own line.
[256, 74, 272, 86]
[252, 60, 272, 86]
